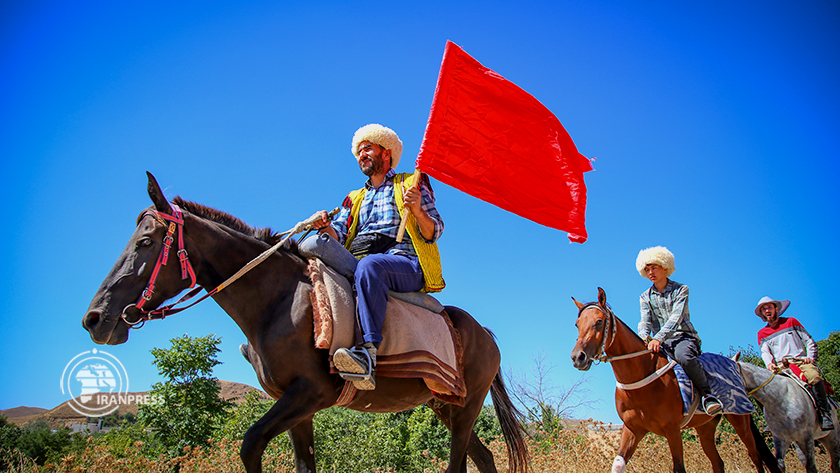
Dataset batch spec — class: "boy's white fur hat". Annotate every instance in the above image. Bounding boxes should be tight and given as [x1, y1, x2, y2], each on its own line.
[351, 124, 403, 169]
[636, 246, 676, 278]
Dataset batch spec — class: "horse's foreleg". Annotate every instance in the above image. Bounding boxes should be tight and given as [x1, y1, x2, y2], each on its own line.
[773, 435, 791, 473]
[614, 426, 644, 473]
[793, 438, 818, 473]
[695, 418, 725, 473]
[662, 429, 687, 473]
[288, 418, 316, 473]
[241, 381, 331, 473]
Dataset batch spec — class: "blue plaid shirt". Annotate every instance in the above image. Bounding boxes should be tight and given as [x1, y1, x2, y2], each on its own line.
[330, 169, 443, 258]
[638, 279, 700, 343]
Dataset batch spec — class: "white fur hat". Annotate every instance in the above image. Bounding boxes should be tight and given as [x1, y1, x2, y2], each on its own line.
[636, 246, 676, 278]
[754, 296, 790, 320]
[351, 124, 403, 169]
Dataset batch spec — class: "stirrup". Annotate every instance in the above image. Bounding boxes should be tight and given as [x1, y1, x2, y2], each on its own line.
[821, 414, 835, 431]
[334, 347, 373, 381]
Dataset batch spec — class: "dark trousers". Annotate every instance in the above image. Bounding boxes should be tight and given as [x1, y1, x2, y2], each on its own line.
[663, 335, 712, 395]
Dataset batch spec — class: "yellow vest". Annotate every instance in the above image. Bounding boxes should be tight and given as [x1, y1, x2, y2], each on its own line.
[343, 172, 445, 293]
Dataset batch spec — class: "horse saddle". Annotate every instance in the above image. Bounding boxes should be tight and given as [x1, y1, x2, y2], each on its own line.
[778, 369, 840, 412]
[306, 258, 466, 404]
[673, 353, 754, 425]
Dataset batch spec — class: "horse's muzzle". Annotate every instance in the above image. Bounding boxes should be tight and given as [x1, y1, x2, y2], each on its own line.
[82, 309, 128, 345]
[571, 348, 592, 371]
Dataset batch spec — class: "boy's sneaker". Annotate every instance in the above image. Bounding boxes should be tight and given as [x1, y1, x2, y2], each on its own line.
[702, 394, 723, 415]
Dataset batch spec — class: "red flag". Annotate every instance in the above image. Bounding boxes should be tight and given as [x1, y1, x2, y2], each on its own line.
[417, 41, 593, 243]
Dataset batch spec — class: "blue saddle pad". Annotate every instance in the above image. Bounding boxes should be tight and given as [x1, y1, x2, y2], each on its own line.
[673, 352, 754, 415]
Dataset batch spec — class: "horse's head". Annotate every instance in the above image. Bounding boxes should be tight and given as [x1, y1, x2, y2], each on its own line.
[570, 287, 613, 371]
[82, 172, 195, 344]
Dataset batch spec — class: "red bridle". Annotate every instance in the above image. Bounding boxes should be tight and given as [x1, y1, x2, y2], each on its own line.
[121, 204, 205, 327]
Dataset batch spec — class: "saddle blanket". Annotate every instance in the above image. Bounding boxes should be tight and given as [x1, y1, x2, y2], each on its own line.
[779, 369, 840, 411]
[674, 352, 754, 416]
[307, 258, 466, 404]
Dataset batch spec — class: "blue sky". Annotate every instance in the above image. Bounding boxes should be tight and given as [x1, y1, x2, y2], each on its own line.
[1, 1, 838, 426]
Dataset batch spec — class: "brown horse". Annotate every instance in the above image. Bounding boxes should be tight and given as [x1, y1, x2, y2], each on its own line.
[569, 287, 779, 473]
[82, 172, 529, 473]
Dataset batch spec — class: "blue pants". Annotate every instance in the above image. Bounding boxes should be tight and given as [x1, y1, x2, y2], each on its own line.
[299, 233, 424, 345]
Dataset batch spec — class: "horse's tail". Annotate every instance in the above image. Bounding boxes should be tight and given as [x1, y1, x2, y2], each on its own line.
[490, 370, 530, 473]
[750, 416, 782, 473]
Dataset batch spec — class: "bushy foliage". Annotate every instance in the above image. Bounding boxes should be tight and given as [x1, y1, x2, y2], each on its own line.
[0, 418, 86, 467]
[817, 331, 840, 402]
[136, 334, 232, 454]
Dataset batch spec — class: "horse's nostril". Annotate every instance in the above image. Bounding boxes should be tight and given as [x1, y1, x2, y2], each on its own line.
[83, 311, 100, 329]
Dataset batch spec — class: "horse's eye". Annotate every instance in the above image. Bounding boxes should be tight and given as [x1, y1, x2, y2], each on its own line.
[136, 237, 153, 248]
[594, 319, 603, 327]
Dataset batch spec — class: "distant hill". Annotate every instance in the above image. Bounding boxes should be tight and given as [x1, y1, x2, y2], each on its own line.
[2, 380, 270, 428]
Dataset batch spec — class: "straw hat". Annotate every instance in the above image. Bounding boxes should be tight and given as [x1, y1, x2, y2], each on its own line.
[754, 296, 790, 320]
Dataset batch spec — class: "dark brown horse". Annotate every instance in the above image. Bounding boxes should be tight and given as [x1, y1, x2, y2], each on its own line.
[570, 288, 779, 473]
[82, 173, 529, 473]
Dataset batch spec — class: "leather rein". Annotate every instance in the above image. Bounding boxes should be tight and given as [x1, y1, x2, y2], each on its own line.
[120, 204, 339, 328]
[578, 302, 674, 390]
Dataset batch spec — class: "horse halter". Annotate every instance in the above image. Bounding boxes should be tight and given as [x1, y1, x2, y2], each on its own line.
[578, 302, 651, 364]
[578, 302, 617, 363]
[121, 204, 198, 327]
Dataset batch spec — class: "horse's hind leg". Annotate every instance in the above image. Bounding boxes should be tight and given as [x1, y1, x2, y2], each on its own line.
[726, 413, 774, 473]
[430, 402, 497, 473]
[443, 401, 489, 473]
[818, 431, 840, 473]
[695, 417, 725, 473]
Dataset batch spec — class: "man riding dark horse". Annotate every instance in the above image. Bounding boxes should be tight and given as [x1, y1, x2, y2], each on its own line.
[293, 123, 444, 391]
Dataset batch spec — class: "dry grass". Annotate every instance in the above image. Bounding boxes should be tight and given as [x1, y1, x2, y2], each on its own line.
[10, 422, 833, 472]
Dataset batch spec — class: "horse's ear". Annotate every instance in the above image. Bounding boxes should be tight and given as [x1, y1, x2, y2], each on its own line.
[732, 350, 741, 362]
[572, 297, 585, 310]
[597, 287, 607, 307]
[147, 172, 172, 214]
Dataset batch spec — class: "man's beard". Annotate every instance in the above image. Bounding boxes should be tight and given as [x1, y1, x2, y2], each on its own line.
[360, 152, 385, 176]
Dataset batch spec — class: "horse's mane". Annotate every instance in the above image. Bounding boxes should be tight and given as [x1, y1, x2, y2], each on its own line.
[171, 197, 298, 253]
[580, 301, 646, 344]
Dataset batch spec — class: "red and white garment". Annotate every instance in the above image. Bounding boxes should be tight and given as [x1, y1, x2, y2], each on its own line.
[757, 317, 817, 367]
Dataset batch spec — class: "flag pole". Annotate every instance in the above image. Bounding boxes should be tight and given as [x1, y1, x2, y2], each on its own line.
[396, 169, 421, 242]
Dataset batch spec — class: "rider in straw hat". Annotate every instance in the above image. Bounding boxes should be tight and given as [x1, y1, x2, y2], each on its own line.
[755, 296, 834, 430]
[635, 246, 723, 415]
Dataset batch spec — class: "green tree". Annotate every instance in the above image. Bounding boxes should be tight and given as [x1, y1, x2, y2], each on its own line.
[817, 331, 840, 402]
[137, 333, 233, 453]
